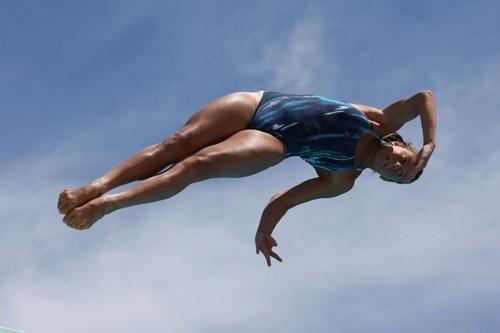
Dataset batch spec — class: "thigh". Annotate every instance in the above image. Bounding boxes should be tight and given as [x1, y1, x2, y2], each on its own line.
[173, 91, 264, 153]
[184, 129, 287, 180]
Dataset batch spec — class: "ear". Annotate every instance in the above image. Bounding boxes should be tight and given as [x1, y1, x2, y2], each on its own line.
[392, 141, 404, 147]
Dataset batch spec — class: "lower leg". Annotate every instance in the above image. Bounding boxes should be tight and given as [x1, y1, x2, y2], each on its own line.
[58, 136, 191, 214]
[103, 161, 196, 215]
[95, 143, 175, 192]
[63, 161, 198, 230]
[58, 92, 259, 215]
[62, 129, 287, 230]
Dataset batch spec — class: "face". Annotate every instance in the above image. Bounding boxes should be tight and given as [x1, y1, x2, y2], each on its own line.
[375, 142, 417, 183]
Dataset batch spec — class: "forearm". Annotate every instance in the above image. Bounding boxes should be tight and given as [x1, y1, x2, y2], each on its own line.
[255, 176, 354, 234]
[418, 90, 437, 147]
[256, 179, 320, 234]
[256, 195, 288, 235]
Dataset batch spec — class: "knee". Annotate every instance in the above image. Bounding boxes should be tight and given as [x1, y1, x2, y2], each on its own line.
[159, 130, 195, 153]
[180, 154, 214, 181]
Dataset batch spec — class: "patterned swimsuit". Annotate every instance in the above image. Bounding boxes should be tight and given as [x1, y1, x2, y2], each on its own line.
[247, 91, 375, 171]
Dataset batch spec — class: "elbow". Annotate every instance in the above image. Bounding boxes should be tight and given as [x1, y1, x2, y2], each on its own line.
[414, 90, 436, 114]
[268, 192, 290, 211]
[344, 180, 355, 193]
[417, 89, 435, 102]
[332, 178, 355, 195]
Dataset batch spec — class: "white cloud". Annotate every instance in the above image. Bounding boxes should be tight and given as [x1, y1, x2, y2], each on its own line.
[2, 3, 500, 333]
[2, 93, 500, 332]
[251, 9, 335, 93]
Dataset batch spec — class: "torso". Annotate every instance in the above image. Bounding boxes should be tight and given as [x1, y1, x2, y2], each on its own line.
[248, 91, 376, 172]
[251, 92, 385, 137]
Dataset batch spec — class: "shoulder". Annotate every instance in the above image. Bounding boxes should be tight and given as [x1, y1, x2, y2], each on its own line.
[351, 103, 383, 120]
[351, 91, 434, 138]
[351, 102, 383, 125]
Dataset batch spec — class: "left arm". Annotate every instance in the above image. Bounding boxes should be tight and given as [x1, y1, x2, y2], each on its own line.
[415, 90, 437, 149]
[381, 90, 437, 175]
[379, 90, 436, 146]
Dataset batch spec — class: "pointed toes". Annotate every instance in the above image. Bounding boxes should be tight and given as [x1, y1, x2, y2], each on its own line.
[58, 190, 70, 214]
[63, 209, 77, 227]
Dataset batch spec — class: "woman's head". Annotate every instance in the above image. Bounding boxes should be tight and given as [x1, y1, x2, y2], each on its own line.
[374, 133, 422, 184]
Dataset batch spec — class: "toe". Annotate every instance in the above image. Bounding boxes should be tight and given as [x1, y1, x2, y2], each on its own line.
[60, 201, 77, 215]
[58, 190, 71, 214]
[75, 219, 89, 230]
[63, 210, 76, 225]
[63, 210, 71, 222]
[80, 220, 90, 230]
[58, 203, 66, 214]
[59, 204, 70, 215]
[59, 189, 69, 200]
[57, 192, 65, 209]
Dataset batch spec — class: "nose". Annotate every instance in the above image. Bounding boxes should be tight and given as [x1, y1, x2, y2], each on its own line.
[392, 160, 401, 168]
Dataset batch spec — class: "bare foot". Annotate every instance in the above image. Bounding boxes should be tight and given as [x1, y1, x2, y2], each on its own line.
[63, 196, 108, 230]
[58, 181, 106, 214]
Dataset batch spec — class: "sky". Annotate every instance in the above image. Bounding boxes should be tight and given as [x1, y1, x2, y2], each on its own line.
[1, 0, 499, 332]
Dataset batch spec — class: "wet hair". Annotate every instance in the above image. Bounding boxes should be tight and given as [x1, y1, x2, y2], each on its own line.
[379, 133, 423, 184]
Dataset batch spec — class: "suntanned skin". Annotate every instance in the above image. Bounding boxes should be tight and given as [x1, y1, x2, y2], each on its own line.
[58, 90, 436, 266]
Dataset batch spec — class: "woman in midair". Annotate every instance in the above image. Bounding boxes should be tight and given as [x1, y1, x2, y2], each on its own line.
[58, 90, 436, 266]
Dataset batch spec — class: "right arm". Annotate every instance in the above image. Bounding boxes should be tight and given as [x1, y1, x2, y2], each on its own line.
[256, 174, 356, 235]
[255, 171, 357, 266]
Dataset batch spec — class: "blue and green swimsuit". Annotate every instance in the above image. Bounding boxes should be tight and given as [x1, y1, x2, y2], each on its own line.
[247, 91, 375, 171]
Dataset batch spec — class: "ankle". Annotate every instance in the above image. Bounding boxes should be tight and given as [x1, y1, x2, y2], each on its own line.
[100, 195, 116, 215]
[90, 178, 110, 195]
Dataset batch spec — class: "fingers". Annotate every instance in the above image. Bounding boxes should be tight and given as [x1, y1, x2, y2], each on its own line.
[416, 145, 433, 170]
[405, 147, 429, 182]
[413, 159, 427, 174]
[269, 251, 282, 263]
[262, 250, 283, 267]
[413, 155, 425, 171]
[263, 249, 272, 267]
[405, 165, 419, 181]
[255, 245, 271, 266]
[261, 248, 281, 267]
[255, 232, 280, 266]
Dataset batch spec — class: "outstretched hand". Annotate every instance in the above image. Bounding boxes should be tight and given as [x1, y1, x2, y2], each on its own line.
[255, 231, 283, 267]
[405, 143, 435, 182]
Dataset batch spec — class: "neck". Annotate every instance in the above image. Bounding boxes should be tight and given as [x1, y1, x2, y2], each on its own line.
[356, 134, 387, 170]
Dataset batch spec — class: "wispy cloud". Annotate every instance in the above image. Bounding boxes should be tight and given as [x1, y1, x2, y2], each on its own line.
[252, 9, 335, 93]
[2, 60, 500, 331]
[2, 1, 500, 332]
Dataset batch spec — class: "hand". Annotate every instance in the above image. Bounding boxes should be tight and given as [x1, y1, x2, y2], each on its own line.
[405, 143, 435, 182]
[255, 231, 283, 267]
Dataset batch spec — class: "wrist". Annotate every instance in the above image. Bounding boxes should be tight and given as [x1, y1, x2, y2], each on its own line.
[257, 205, 287, 236]
[256, 229, 271, 236]
[424, 142, 436, 150]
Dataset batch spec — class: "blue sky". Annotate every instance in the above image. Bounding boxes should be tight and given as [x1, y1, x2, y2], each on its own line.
[1, 1, 500, 332]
